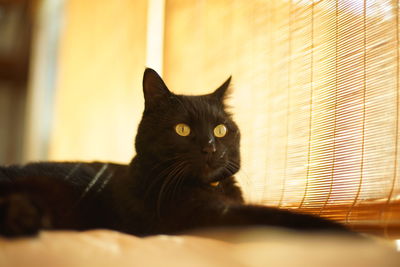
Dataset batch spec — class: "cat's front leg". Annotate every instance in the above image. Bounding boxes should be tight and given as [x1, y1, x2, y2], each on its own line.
[0, 175, 78, 238]
[0, 192, 51, 237]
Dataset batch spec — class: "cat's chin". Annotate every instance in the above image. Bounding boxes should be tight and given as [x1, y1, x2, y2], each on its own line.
[200, 164, 226, 183]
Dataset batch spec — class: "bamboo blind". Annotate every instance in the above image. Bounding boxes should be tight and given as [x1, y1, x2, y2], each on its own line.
[164, 0, 400, 238]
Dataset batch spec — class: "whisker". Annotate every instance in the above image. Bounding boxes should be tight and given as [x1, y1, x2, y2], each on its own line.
[169, 163, 188, 202]
[144, 156, 187, 197]
[225, 161, 240, 176]
[156, 160, 188, 217]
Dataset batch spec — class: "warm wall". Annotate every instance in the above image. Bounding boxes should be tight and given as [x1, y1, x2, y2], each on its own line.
[49, 0, 148, 163]
[0, 84, 26, 164]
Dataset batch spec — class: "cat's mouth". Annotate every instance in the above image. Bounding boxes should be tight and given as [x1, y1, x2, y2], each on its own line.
[198, 156, 240, 183]
[195, 151, 237, 183]
[201, 161, 225, 182]
[203, 162, 216, 174]
[203, 157, 223, 172]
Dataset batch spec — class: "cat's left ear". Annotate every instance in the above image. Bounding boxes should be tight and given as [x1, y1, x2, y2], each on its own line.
[212, 76, 232, 102]
[143, 68, 172, 110]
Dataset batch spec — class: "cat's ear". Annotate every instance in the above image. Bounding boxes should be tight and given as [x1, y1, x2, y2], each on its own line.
[212, 76, 232, 102]
[143, 68, 172, 109]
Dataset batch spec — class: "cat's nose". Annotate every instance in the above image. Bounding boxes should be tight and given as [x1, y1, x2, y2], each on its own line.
[202, 143, 216, 154]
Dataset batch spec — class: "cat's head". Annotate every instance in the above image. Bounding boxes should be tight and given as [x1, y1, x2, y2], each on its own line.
[135, 68, 240, 186]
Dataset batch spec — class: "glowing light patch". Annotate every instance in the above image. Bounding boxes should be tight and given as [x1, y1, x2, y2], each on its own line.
[395, 240, 400, 252]
[210, 181, 220, 187]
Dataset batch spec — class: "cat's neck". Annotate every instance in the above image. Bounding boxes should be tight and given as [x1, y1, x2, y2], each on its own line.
[128, 155, 178, 195]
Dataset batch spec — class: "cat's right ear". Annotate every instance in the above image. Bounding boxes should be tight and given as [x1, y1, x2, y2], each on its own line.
[143, 68, 172, 110]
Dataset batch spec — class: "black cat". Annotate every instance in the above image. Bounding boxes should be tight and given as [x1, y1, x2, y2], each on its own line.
[0, 68, 349, 237]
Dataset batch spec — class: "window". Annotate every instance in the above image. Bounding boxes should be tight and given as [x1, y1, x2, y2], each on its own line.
[164, 0, 400, 238]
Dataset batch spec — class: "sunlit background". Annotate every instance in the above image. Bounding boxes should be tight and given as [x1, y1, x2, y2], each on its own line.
[0, 0, 399, 238]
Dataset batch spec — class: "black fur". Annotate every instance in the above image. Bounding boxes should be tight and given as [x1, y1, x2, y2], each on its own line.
[0, 68, 350, 237]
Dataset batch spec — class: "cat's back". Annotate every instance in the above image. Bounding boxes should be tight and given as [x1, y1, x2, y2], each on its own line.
[0, 161, 128, 192]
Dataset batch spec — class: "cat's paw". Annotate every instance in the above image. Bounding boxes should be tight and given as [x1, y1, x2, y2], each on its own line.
[0, 193, 51, 237]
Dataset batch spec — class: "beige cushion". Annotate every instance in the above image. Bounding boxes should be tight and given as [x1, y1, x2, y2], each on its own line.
[0, 228, 399, 267]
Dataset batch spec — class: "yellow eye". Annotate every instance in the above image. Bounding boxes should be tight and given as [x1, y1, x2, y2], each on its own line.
[213, 124, 227, 138]
[175, 123, 191, 137]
